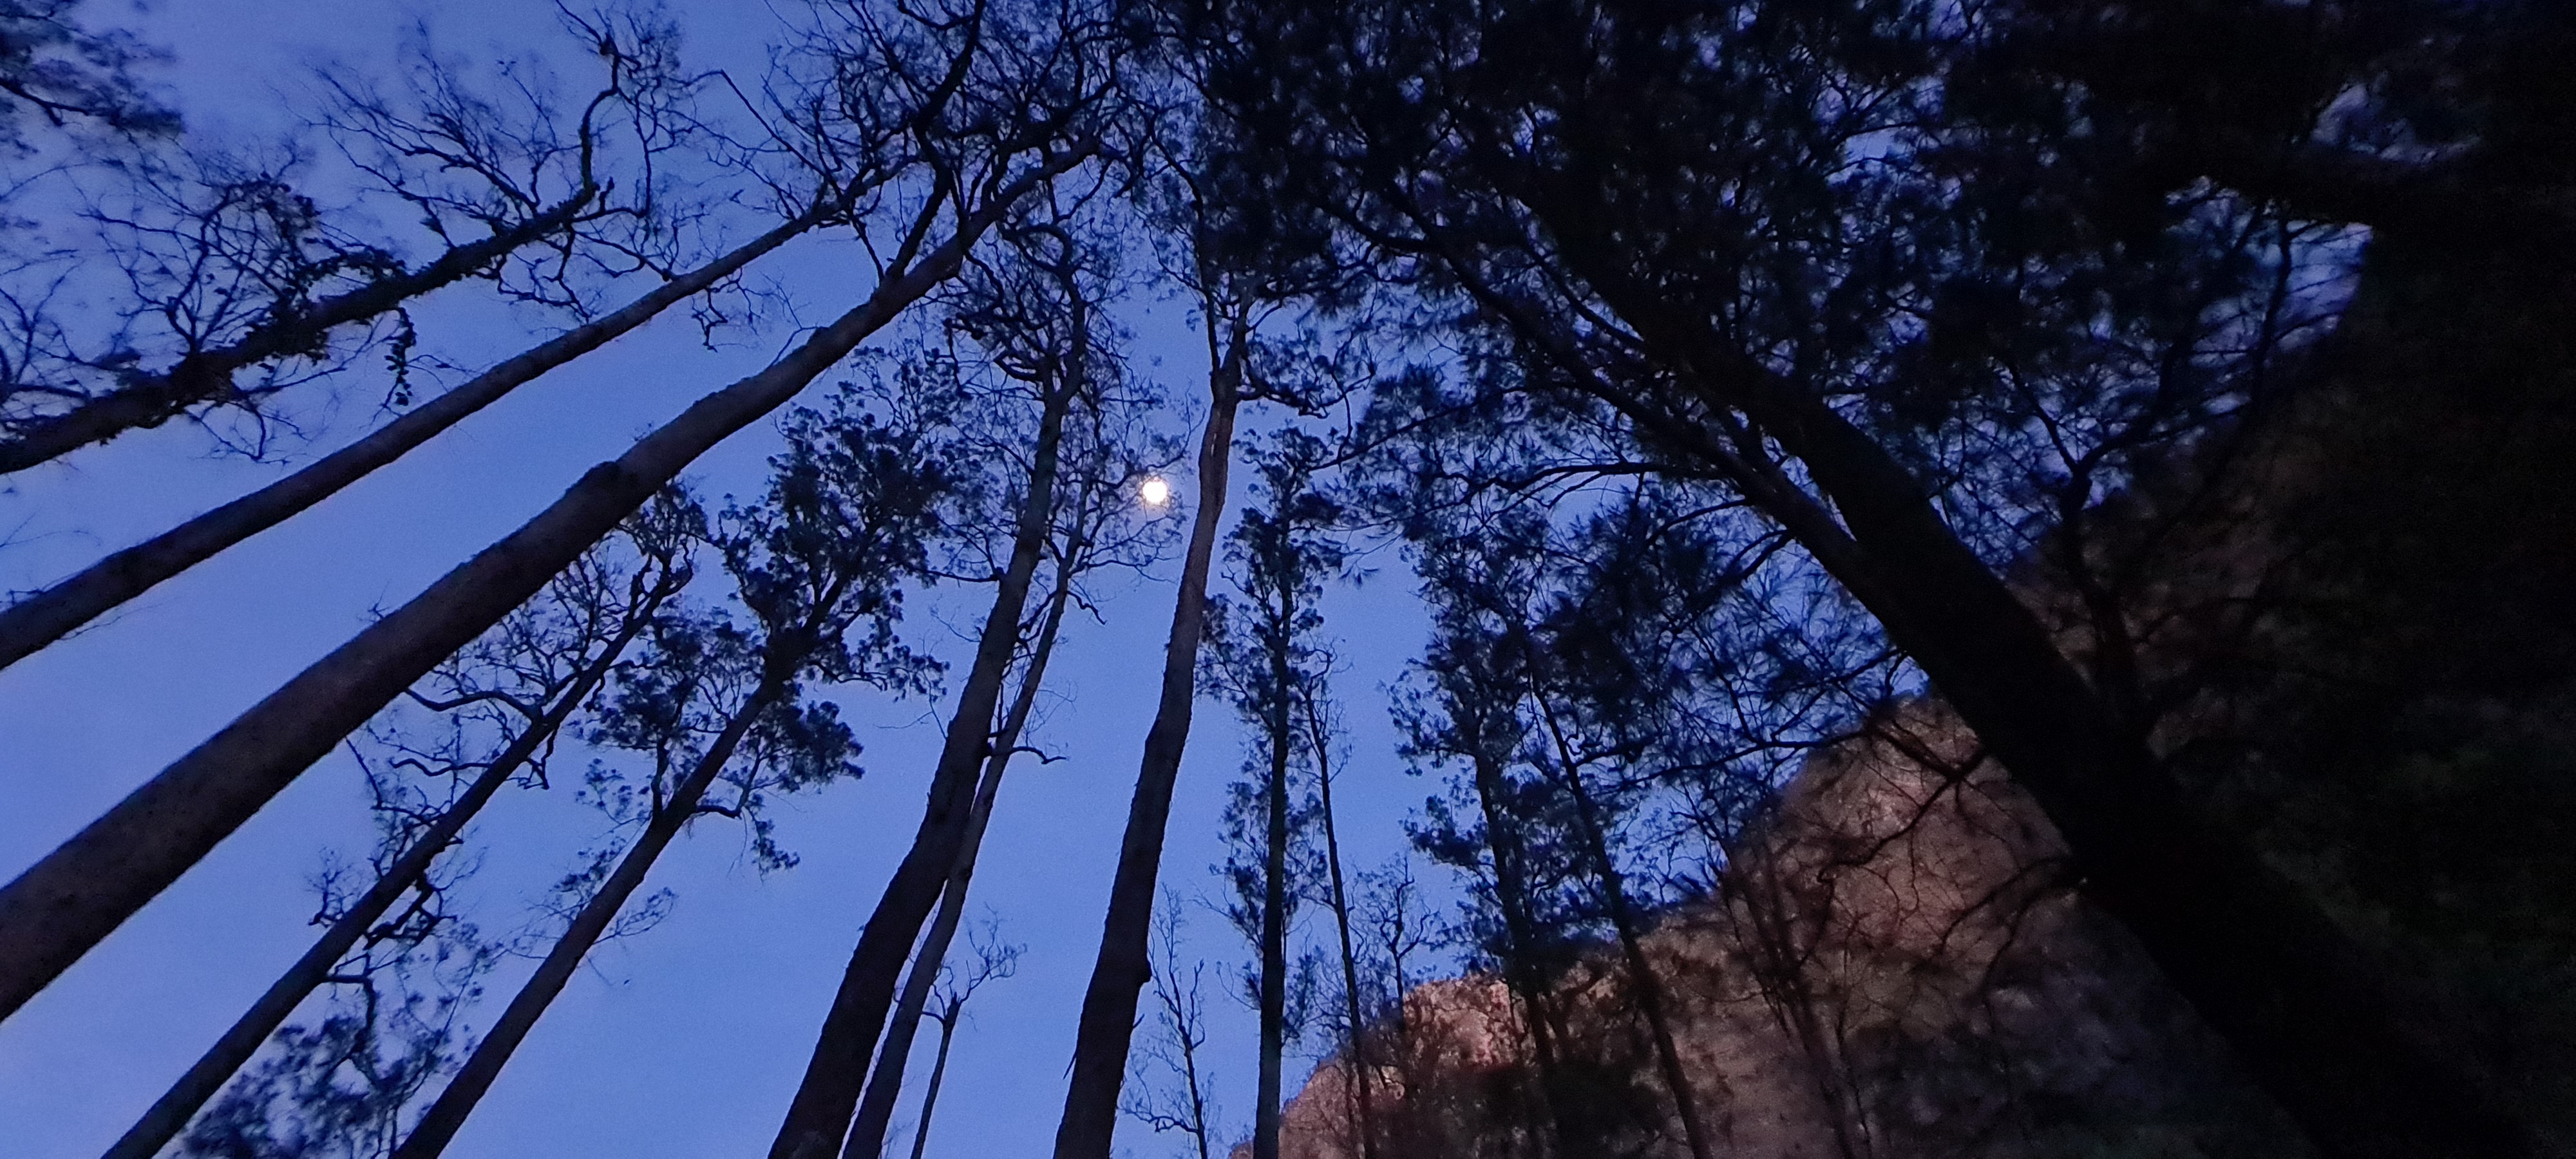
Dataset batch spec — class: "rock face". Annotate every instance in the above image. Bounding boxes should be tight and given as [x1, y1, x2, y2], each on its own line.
[1269, 715, 2306, 1159]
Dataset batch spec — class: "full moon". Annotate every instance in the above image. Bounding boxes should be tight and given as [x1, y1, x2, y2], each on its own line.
[1139, 476, 1172, 507]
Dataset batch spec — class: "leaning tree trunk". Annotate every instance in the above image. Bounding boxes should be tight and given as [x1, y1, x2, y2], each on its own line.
[1694, 358, 2537, 1159]
[0, 151, 1081, 1025]
[1303, 696, 1380, 1159]
[389, 669, 791, 1159]
[0, 207, 819, 673]
[97, 570, 676, 1159]
[1531, 697, 1722, 1159]
[1464, 742, 1573, 1159]
[1490, 228, 2535, 1158]
[905, 1003, 965, 1159]
[0, 191, 596, 475]
[772, 371, 1081, 1159]
[1049, 335, 1240, 1159]
[839, 511, 1090, 1159]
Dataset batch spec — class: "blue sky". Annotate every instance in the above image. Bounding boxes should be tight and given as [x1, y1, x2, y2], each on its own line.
[0, 4, 1446, 1156]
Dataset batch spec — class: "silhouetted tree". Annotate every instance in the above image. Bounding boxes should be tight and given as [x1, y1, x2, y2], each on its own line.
[1122, 896, 1223, 1159]
[0, 0, 1107, 1024]
[773, 169, 1142, 1159]
[1300, 653, 1379, 1159]
[1153, 1, 2526, 1151]
[0, 8, 694, 472]
[103, 491, 701, 1159]
[1204, 433, 1345, 1159]
[835, 199, 1179, 1159]
[0, 202, 827, 674]
[388, 375, 951, 1159]
[1399, 510, 1591, 1158]
[1045, 122, 1267, 1159]
[0, 0, 176, 147]
[898, 919, 1020, 1159]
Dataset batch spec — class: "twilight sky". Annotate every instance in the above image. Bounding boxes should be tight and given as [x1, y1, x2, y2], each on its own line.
[0, 5, 1446, 1156]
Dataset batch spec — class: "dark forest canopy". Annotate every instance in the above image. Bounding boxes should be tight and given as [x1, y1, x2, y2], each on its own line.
[3, 1, 2573, 1158]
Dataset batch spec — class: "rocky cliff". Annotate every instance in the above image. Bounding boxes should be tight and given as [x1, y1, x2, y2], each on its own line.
[1269, 713, 2307, 1159]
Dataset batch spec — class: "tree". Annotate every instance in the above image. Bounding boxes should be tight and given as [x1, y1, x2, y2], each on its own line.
[0, 202, 822, 674]
[0, 0, 1108, 1024]
[0, 8, 697, 472]
[1046, 72, 1356, 1153]
[1158, 1, 2530, 1152]
[1203, 433, 1344, 1159]
[1512, 506, 1740, 1159]
[388, 375, 951, 1159]
[172, 709, 514, 1159]
[0, 0, 176, 147]
[1370, 376, 1906, 1151]
[771, 170, 1139, 1159]
[1298, 641, 1378, 1159]
[101, 493, 701, 1159]
[1399, 509, 1624, 1158]
[834, 205, 1178, 1159]
[898, 920, 1021, 1159]
[1121, 895, 1222, 1159]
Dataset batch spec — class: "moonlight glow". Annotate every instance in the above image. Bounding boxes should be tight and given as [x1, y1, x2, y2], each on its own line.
[1139, 476, 1172, 507]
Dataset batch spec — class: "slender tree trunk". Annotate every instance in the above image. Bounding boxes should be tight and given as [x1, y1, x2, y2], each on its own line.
[97, 573, 673, 1159]
[0, 151, 1081, 1024]
[0, 209, 817, 673]
[1729, 851, 1869, 1159]
[904, 1006, 961, 1159]
[0, 191, 596, 474]
[840, 515, 1089, 1159]
[1530, 699, 1721, 1159]
[1143, 941, 1218, 1159]
[1253, 627, 1293, 1159]
[1303, 696, 1380, 1159]
[390, 670, 790, 1159]
[1463, 743, 1572, 1159]
[1048, 335, 1242, 1159]
[1179, 999, 1216, 1159]
[773, 368, 1081, 1159]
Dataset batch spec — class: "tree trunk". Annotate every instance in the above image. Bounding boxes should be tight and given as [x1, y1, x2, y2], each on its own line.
[97, 573, 672, 1159]
[1048, 336, 1241, 1159]
[1728, 840, 1871, 1159]
[0, 209, 817, 673]
[1696, 364, 2537, 1159]
[840, 513, 1089, 1159]
[772, 367, 1081, 1159]
[0, 152, 1079, 1025]
[390, 670, 790, 1159]
[1304, 695, 1380, 1159]
[1531, 697, 1722, 1159]
[904, 1007, 961, 1159]
[1490, 221, 2539, 1157]
[1464, 742, 1571, 1159]
[0, 191, 596, 474]
[1253, 630, 1293, 1159]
